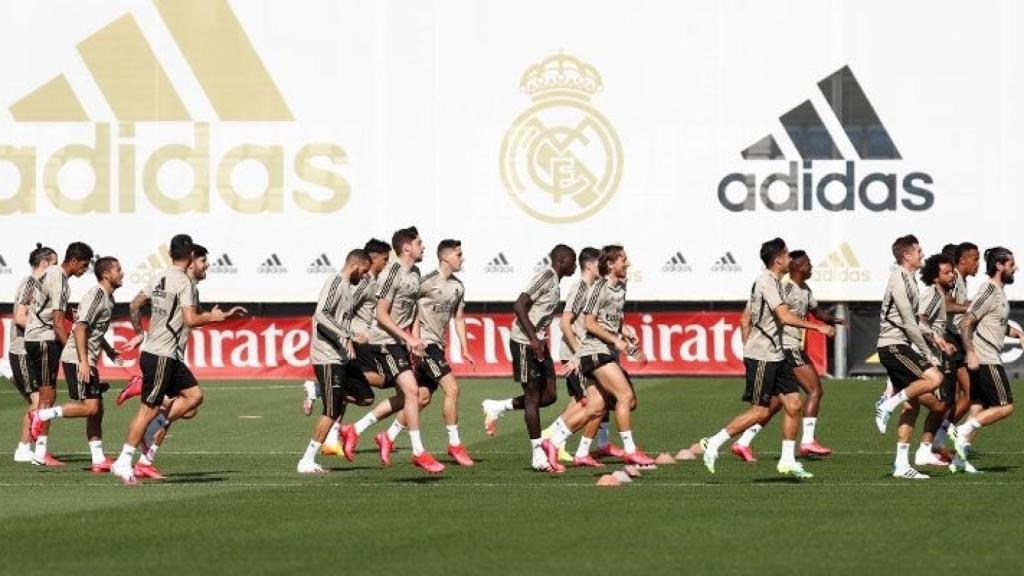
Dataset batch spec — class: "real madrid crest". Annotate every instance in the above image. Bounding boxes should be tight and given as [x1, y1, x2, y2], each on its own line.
[499, 53, 623, 223]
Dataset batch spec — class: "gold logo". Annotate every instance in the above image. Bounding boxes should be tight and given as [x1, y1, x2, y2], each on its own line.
[129, 244, 172, 286]
[499, 53, 622, 223]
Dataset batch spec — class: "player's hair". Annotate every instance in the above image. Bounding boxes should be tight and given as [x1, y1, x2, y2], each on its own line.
[346, 249, 370, 264]
[169, 234, 194, 261]
[955, 241, 979, 264]
[578, 246, 600, 269]
[190, 244, 209, 259]
[29, 243, 57, 267]
[598, 244, 625, 276]
[391, 226, 419, 253]
[437, 239, 461, 258]
[890, 235, 919, 264]
[920, 253, 953, 286]
[93, 256, 119, 281]
[363, 238, 390, 255]
[984, 246, 1014, 277]
[789, 249, 808, 262]
[64, 242, 94, 263]
[550, 244, 576, 265]
[941, 243, 957, 261]
[759, 237, 787, 267]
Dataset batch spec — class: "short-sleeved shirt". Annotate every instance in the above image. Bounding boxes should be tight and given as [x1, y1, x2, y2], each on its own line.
[141, 267, 196, 360]
[417, 271, 465, 349]
[60, 285, 114, 366]
[744, 270, 786, 362]
[348, 276, 378, 337]
[24, 266, 70, 342]
[781, 277, 817, 350]
[510, 267, 561, 345]
[947, 272, 968, 337]
[877, 268, 929, 353]
[967, 280, 1009, 365]
[8, 275, 34, 355]
[918, 285, 947, 336]
[368, 261, 421, 346]
[310, 274, 355, 365]
[576, 277, 627, 357]
[558, 277, 593, 362]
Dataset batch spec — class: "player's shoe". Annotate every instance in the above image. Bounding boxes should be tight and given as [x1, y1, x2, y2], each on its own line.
[730, 443, 757, 462]
[596, 443, 625, 459]
[32, 453, 65, 467]
[447, 444, 475, 467]
[799, 441, 833, 457]
[700, 438, 717, 474]
[302, 380, 317, 416]
[949, 425, 970, 461]
[411, 452, 445, 474]
[572, 454, 604, 468]
[541, 429, 573, 462]
[320, 442, 343, 457]
[874, 404, 892, 434]
[777, 462, 814, 479]
[340, 424, 358, 462]
[375, 432, 395, 467]
[90, 457, 116, 474]
[914, 450, 949, 467]
[27, 410, 44, 442]
[13, 445, 33, 463]
[949, 456, 981, 474]
[482, 399, 504, 437]
[133, 462, 166, 480]
[111, 461, 139, 485]
[116, 375, 143, 406]
[623, 449, 657, 467]
[540, 439, 563, 471]
[892, 466, 929, 479]
[296, 461, 328, 474]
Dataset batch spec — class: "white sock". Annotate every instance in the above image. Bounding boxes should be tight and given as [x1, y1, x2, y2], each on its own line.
[736, 424, 762, 447]
[114, 443, 135, 468]
[386, 420, 405, 442]
[16, 441, 31, 453]
[881, 390, 909, 412]
[575, 436, 593, 459]
[446, 425, 461, 446]
[884, 378, 894, 398]
[325, 422, 341, 445]
[88, 440, 105, 464]
[895, 442, 910, 469]
[934, 420, 950, 448]
[354, 413, 378, 435]
[530, 438, 542, 450]
[300, 440, 321, 464]
[619, 431, 636, 453]
[409, 430, 425, 456]
[142, 443, 160, 464]
[916, 442, 932, 458]
[597, 421, 610, 448]
[550, 418, 572, 447]
[39, 407, 62, 421]
[33, 436, 48, 461]
[499, 398, 514, 411]
[960, 418, 983, 435]
[801, 417, 817, 444]
[707, 429, 732, 452]
[779, 440, 796, 465]
[304, 379, 318, 401]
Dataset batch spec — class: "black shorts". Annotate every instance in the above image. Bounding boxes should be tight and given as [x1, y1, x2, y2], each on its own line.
[510, 341, 554, 385]
[946, 333, 966, 370]
[371, 344, 412, 384]
[140, 351, 198, 407]
[417, 344, 453, 392]
[25, 340, 61, 389]
[562, 361, 589, 401]
[8, 352, 33, 397]
[931, 352, 957, 405]
[578, 352, 619, 379]
[63, 362, 103, 401]
[351, 343, 382, 375]
[742, 358, 800, 407]
[784, 348, 813, 369]
[313, 364, 347, 418]
[970, 364, 1014, 408]
[877, 345, 935, 391]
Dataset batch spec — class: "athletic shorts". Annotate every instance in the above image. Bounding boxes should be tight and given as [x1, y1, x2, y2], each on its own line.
[562, 361, 589, 401]
[140, 351, 198, 408]
[510, 341, 554, 386]
[371, 344, 412, 384]
[932, 352, 957, 405]
[742, 358, 799, 407]
[62, 362, 103, 401]
[416, 344, 452, 392]
[351, 343, 382, 375]
[946, 332, 967, 370]
[877, 345, 935, 392]
[25, 340, 61, 390]
[8, 352, 33, 397]
[970, 364, 1014, 408]
[313, 364, 347, 418]
[578, 352, 619, 379]
[784, 348, 812, 369]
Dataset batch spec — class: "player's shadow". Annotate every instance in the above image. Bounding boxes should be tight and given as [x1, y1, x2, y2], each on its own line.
[751, 476, 806, 484]
[394, 476, 444, 484]
[977, 465, 1017, 474]
[162, 471, 231, 484]
[326, 466, 376, 473]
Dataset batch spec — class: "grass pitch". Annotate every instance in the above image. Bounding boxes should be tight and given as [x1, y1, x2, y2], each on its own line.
[1, 377, 1021, 575]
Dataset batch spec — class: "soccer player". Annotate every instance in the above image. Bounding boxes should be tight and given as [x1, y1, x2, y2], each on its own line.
[29, 257, 124, 473]
[8, 244, 57, 462]
[698, 238, 834, 479]
[948, 247, 1021, 473]
[481, 244, 576, 472]
[110, 236, 245, 484]
[729, 250, 843, 461]
[297, 249, 371, 474]
[346, 226, 445, 474]
[23, 241, 94, 466]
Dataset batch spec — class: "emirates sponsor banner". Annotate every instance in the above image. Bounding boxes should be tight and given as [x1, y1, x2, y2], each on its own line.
[0, 312, 827, 380]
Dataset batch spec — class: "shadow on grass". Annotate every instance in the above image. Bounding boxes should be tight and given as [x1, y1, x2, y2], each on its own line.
[978, 465, 1018, 474]
[394, 476, 444, 484]
[751, 476, 807, 484]
[163, 476, 227, 484]
[326, 466, 376, 473]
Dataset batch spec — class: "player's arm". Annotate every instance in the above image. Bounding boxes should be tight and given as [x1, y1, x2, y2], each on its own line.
[51, 282, 71, 346]
[944, 291, 969, 315]
[374, 297, 419, 349]
[72, 320, 91, 377]
[809, 306, 844, 325]
[313, 284, 353, 343]
[559, 308, 581, 356]
[123, 291, 150, 350]
[454, 304, 475, 368]
[773, 304, 834, 336]
[959, 312, 980, 369]
[512, 292, 546, 357]
[739, 302, 752, 344]
[13, 301, 28, 328]
[890, 280, 931, 357]
[101, 339, 120, 363]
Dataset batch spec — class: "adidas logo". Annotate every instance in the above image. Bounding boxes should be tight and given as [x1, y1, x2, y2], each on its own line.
[257, 253, 287, 275]
[815, 242, 871, 283]
[711, 252, 741, 273]
[129, 244, 172, 285]
[307, 253, 336, 275]
[662, 251, 692, 273]
[718, 65, 934, 212]
[1, 0, 348, 216]
[208, 253, 238, 274]
[484, 252, 514, 274]
[533, 255, 552, 273]
[0, 254, 11, 274]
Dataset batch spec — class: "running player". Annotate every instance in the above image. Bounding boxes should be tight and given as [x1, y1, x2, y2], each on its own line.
[481, 244, 576, 471]
[23, 241, 93, 467]
[29, 257, 124, 473]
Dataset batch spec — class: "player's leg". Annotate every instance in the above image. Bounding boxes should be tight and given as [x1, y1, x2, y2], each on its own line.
[588, 361, 654, 465]
[951, 365, 1014, 464]
[875, 346, 943, 431]
[298, 365, 346, 474]
[791, 355, 830, 456]
[699, 359, 777, 474]
[732, 395, 782, 462]
[891, 399, 928, 478]
[9, 352, 37, 462]
[915, 394, 950, 467]
[27, 341, 62, 466]
[111, 353, 175, 484]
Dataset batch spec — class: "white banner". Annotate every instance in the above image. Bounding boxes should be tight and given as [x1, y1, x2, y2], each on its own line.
[0, 0, 1020, 302]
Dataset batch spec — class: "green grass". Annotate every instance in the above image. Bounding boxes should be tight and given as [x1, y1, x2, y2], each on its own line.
[1, 377, 1022, 575]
